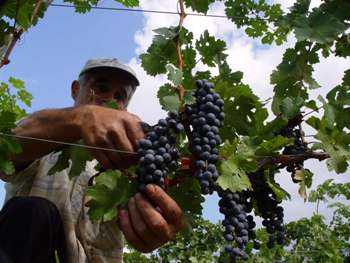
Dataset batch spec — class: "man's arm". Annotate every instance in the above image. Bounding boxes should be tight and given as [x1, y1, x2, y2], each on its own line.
[9, 107, 83, 168]
[1, 104, 144, 177]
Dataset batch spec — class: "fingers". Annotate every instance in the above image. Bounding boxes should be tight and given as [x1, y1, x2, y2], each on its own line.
[124, 115, 145, 150]
[109, 128, 134, 154]
[83, 135, 116, 170]
[108, 128, 135, 169]
[118, 210, 151, 253]
[128, 197, 160, 247]
[134, 193, 175, 243]
[144, 185, 184, 230]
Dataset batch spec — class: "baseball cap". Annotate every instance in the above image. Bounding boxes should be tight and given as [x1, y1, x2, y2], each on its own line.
[79, 58, 140, 86]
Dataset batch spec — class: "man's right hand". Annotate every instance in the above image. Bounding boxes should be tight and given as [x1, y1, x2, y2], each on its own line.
[78, 105, 145, 170]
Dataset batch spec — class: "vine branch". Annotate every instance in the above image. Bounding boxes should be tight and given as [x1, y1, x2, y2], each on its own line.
[0, 0, 45, 69]
[257, 151, 330, 170]
[176, 0, 186, 104]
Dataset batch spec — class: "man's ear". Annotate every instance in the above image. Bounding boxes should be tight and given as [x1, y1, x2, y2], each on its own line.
[71, 80, 80, 101]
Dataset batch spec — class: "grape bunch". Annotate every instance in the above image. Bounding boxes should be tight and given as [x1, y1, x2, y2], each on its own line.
[241, 191, 260, 250]
[218, 189, 251, 261]
[249, 172, 285, 248]
[185, 79, 224, 194]
[281, 127, 308, 183]
[136, 112, 184, 190]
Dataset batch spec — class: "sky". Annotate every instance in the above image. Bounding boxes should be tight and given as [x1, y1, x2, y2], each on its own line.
[0, 0, 349, 225]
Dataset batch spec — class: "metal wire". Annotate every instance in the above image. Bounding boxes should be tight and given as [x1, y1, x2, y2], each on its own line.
[0, 132, 138, 155]
[49, 3, 244, 19]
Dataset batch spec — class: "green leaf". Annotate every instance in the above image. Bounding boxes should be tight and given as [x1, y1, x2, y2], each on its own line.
[102, 100, 119, 109]
[315, 131, 350, 174]
[157, 84, 180, 112]
[304, 100, 318, 111]
[218, 140, 254, 192]
[256, 136, 293, 156]
[280, 97, 304, 119]
[69, 143, 93, 178]
[264, 170, 291, 202]
[166, 64, 183, 86]
[1, 137, 22, 154]
[218, 157, 252, 192]
[8, 77, 25, 90]
[140, 26, 179, 76]
[183, 90, 196, 106]
[48, 149, 71, 175]
[293, 9, 349, 44]
[335, 34, 350, 58]
[195, 30, 227, 67]
[168, 177, 204, 215]
[0, 159, 14, 175]
[115, 0, 139, 7]
[294, 168, 314, 200]
[183, 0, 215, 13]
[87, 170, 137, 222]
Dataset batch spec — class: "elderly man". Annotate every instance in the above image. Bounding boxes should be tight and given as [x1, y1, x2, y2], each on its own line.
[0, 59, 184, 263]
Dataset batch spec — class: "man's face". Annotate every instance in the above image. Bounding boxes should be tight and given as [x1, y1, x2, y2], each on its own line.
[72, 69, 132, 109]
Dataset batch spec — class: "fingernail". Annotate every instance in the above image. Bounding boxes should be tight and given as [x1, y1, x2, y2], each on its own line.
[146, 184, 155, 193]
[135, 193, 142, 200]
[118, 209, 126, 219]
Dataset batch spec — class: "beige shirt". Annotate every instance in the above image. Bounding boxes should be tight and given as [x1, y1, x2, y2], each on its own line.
[1, 151, 124, 263]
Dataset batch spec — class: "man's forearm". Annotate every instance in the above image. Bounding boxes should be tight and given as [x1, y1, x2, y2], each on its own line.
[10, 106, 84, 166]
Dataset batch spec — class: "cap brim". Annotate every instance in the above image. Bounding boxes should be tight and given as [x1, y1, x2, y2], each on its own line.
[80, 66, 140, 86]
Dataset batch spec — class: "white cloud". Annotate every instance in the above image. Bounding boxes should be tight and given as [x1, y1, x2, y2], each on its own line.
[128, 0, 350, 224]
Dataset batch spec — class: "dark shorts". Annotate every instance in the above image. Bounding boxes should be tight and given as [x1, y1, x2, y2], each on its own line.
[0, 196, 67, 263]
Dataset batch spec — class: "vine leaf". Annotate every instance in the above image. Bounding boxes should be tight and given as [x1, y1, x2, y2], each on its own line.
[140, 27, 178, 76]
[218, 157, 252, 193]
[264, 170, 291, 202]
[195, 30, 227, 67]
[48, 148, 70, 176]
[48, 141, 93, 178]
[280, 97, 304, 119]
[294, 9, 349, 44]
[255, 136, 294, 156]
[295, 168, 313, 201]
[69, 143, 93, 178]
[157, 84, 180, 112]
[0, 160, 14, 175]
[166, 64, 183, 87]
[168, 177, 204, 216]
[218, 140, 254, 192]
[183, 0, 215, 13]
[86, 170, 137, 222]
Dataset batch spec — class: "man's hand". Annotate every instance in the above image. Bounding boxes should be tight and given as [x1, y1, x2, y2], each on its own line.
[79, 105, 144, 170]
[117, 184, 184, 253]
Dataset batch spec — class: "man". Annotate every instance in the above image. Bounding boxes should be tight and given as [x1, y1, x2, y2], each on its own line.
[0, 58, 184, 263]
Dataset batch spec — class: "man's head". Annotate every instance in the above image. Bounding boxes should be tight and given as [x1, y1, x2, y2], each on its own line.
[71, 58, 139, 109]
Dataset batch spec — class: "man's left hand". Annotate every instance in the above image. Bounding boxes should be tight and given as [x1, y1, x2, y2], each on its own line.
[117, 184, 184, 253]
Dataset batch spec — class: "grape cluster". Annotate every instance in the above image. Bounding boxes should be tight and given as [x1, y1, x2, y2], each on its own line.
[281, 127, 307, 183]
[185, 79, 224, 194]
[249, 172, 285, 248]
[241, 191, 260, 250]
[218, 190, 250, 261]
[136, 112, 183, 190]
